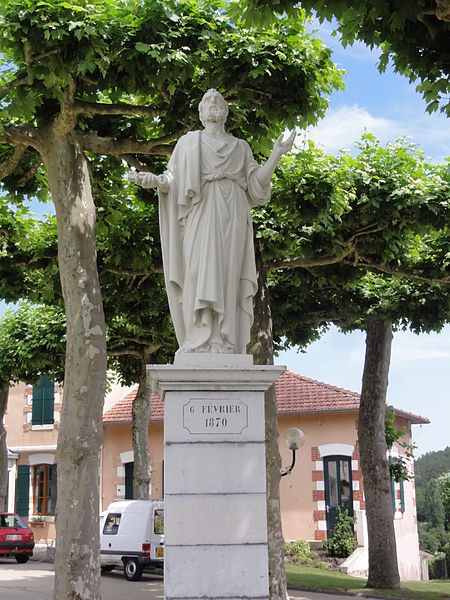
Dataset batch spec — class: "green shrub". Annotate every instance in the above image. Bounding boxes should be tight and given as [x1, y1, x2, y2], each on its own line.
[444, 541, 450, 577]
[284, 539, 326, 569]
[429, 553, 448, 579]
[324, 508, 356, 558]
[418, 522, 450, 554]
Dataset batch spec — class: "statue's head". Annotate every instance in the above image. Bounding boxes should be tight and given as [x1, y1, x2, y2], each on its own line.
[198, 89, 229, 126]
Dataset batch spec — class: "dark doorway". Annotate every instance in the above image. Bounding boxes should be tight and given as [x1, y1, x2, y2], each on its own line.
[323, 455, 353, 538]
[124, 462, 134, 499]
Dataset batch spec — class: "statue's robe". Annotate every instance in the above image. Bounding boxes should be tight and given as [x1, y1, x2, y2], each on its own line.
[159, 130, 271, 353]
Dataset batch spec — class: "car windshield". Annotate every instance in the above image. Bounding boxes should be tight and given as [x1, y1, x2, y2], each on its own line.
[0, 514, 28, 528]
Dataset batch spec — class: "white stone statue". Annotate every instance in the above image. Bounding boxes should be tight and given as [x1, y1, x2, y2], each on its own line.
[129, 89, 295, 354]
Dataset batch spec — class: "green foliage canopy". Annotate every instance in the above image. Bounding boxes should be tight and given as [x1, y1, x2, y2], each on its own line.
[253, 136, 450, 350]
[0, 302, 66, 388]
[0, 0, 344, 192]
[233, 0, 450, 115]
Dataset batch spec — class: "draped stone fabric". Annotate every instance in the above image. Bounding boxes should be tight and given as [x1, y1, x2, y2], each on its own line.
[159, 130, 271, 354]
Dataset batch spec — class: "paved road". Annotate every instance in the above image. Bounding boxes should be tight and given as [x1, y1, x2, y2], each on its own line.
[0, 559, 366, 600]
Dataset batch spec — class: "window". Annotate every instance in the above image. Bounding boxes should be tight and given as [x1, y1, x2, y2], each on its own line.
[0, 514, 28, 529]
[33, 464, 57, 515]
[103, 513, 121, 535]
[389, 457, 405, 514]
[32, 376, 55, 426]
[154, 509, 164, 534]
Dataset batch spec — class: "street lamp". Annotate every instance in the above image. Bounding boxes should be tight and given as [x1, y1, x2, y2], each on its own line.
[281, 427, 305, 477]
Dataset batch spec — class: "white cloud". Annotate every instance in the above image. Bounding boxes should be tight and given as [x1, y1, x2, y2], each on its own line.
[299, 105, 395, 153]
[298, 104, 450, 161]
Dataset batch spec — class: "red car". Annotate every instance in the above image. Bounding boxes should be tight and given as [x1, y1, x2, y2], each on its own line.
[0, 513, 35, 563]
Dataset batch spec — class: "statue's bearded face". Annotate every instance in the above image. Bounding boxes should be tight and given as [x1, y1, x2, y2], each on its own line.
[198, 90, 229, 126]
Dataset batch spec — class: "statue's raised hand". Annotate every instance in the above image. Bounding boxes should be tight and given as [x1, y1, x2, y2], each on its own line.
[272, 131, 296, 158]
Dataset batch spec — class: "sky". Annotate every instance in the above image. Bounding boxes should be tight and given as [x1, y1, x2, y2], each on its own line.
[1, 18, 448, 457]
[275, 20, 450, 458]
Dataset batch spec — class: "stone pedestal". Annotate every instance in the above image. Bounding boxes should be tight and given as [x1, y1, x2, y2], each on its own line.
[147, 354, 285, 600]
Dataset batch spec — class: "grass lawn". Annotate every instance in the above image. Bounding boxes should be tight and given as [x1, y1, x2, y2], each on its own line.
[286, 564, 450, 599]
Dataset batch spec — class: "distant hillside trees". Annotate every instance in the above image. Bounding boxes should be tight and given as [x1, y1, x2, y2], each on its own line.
[415, 447, 450, 554]
[416, 447, 450, 487]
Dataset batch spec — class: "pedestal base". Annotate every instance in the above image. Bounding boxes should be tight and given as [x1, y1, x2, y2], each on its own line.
[148, 355, 285, 600]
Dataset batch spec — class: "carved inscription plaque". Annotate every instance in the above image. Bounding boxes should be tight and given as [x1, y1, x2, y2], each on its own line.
[183, 398, 248, 434]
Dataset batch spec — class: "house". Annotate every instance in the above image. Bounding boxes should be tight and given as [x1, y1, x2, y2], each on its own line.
[5, 370, 428, 579]
[6, 377, 61, 541]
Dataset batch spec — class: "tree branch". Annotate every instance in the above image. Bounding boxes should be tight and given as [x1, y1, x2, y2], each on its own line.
[17, 155, 43, 187]
[223, 88, 235, 99]
[53, 79, 77, 138]
[0, 75, 33, 100]
[30, 48, 59, 64]
[137, 274, 150, 289]
[0, 125, 42, 152]
[78, 131, 175, 156]
[344, 258, 450, 285]
[160, 84, 171, 105]
[105, 264, 163, 277]
[0, 144, 27, 181]
[267, 246, 353, 270]
[0, 228, 8, 245]
[108, 349, 142, 358]
[435, 0, 450, 21]
[417, 12, 439, 41]
[346, 222, 389, 243]
[109, 340, 162, 353]
[73, 101, 166, 118]
[80, 74, 100, 86]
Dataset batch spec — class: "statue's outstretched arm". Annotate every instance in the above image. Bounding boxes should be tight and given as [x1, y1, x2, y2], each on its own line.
[128, 170, 169, 193]
[255, 131, 296, 188]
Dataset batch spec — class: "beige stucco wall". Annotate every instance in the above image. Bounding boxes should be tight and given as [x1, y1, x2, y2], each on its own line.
[101, 422, 164, 511]
[6, 382, 60, 448]
[279, 411, 360, 541]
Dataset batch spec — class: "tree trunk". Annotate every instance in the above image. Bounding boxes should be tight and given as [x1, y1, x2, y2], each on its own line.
[132, 357, 151, 499]
[43, 130, 107, 600]
[0, 387, 9, 512]
[250, 249, 287, 600]
[358, 318, 400, 589]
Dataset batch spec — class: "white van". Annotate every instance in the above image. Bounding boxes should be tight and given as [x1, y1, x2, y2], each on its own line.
[100, 500, 164, 581]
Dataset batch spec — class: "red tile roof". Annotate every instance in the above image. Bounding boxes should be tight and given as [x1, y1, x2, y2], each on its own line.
[103, 388, 164, 424]
[102, 369, 429, 425]
[275, 370, 360, 414]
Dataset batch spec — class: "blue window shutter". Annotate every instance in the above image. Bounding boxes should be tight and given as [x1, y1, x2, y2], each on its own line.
[17, 465, 30, 517]
[31, 384, 43, 425]
[32, 376, 54, 425]
[49, 464, 58, 515]
[400, 479, 405, 513]
[389, 457, 396, 512]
